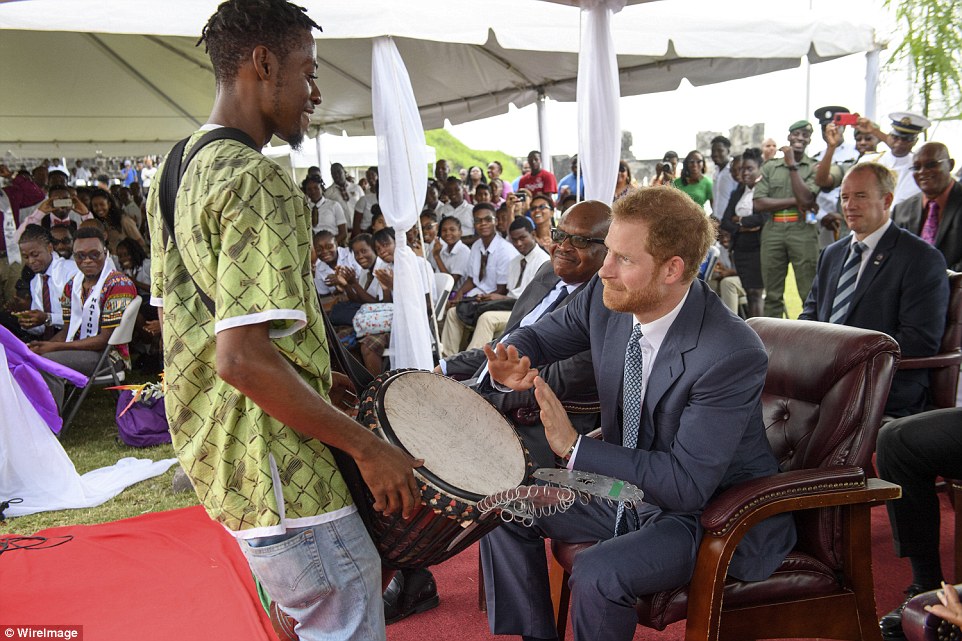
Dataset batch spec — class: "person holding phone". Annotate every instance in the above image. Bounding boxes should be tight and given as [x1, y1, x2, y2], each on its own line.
[812, 106, 858, 248]
[15, 185, 92, 238]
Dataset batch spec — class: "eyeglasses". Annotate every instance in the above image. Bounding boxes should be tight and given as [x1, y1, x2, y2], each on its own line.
[912, 159, 949, 172]
[473, 215, 495, 224]
[892, 134, 918, 142]
[530, 205, 552, 212]
[74, 250, 104, 262]
[550, 228, 606, 249]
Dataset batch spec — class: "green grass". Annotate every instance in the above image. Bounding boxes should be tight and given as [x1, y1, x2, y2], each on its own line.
[0, 370, 198, 536]
[425, 129, 521, 181]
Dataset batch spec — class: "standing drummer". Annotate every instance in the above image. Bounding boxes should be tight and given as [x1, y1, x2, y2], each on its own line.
[145, 2, 421, 640]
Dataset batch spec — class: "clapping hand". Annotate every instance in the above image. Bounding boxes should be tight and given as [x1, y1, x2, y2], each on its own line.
[533, 376, 579, 459]
[483, 343, 537, 391]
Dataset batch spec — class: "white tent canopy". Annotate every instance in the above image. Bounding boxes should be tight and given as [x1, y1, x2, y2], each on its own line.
[0, 0, 877, 157]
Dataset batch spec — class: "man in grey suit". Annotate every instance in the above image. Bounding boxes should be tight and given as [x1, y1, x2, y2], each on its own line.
[482, 186, 796, 641]
[440, 200, 611, 467]
[892, 142, 962, 271]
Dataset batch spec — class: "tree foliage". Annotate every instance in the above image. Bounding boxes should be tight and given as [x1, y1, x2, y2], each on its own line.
[884, 0, 962, 121]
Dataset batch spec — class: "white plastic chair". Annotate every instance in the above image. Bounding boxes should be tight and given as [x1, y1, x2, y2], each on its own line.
[60, 295, 142, 434]
[433, 272, 454, 323]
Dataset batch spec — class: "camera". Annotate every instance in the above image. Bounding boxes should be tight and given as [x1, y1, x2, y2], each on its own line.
[52, 198, 73, 209]
[833, 113, 859, 127]
[659, 162, 673, 175]
[516, 192, 526, 201]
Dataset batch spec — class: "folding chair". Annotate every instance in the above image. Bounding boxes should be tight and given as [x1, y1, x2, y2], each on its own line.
[60, 295, 142, 434]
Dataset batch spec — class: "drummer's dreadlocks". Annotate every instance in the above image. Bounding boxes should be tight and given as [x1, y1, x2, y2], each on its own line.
[198, 0, 321, 85]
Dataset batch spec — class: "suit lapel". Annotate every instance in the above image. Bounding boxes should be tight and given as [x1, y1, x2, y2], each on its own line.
[602, 312, 633, 444]
[642, 284, 703, 428]
[934, 182, 962, 247]
[847, 224, 898, 314]
[823, 243, 848, 319]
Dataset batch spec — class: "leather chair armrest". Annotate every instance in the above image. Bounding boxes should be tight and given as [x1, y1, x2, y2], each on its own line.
[700, 467, 900, 536]
[902, 586, 962, 641]
[898, 351, 962, 370]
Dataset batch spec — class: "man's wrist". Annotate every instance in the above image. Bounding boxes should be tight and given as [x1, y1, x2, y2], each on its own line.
[786, 165, 799, 172]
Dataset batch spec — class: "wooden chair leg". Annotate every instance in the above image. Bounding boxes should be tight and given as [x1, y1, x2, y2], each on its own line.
[548, 550, 571, 639]
[478, 548, 487, 611]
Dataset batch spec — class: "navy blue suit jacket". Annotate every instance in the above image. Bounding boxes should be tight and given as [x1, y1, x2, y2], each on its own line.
[502, 276, 796, 581]
[799, 222, 948, 415]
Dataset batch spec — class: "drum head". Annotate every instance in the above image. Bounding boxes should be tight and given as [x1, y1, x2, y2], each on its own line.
[378, 371, 527, 500]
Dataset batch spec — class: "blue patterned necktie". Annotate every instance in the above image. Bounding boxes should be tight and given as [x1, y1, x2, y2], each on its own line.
[615, 323, 645, 536]
[829, 241, 866, 324]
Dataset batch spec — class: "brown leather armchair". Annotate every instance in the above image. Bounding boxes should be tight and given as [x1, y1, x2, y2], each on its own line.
[898, 270, 962, 410]
[549, 318, 902, 641]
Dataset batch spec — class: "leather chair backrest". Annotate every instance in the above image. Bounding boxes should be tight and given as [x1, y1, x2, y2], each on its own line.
[940, 271, 962, 354]
[929, 271, 962, 409]
[747, 318, 900, 567]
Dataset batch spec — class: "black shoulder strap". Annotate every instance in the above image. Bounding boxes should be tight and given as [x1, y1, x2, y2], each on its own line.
[158, 127, 260, 316]
[156, 126, 373, 387]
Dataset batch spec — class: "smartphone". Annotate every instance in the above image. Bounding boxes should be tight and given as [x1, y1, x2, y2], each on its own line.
[833, 113, 859, 126]
[52, 198, 73, 208]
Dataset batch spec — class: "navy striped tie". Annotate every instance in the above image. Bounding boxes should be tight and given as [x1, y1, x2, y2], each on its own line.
[829, 242, 866, 324]
[615, 324, 644, 536]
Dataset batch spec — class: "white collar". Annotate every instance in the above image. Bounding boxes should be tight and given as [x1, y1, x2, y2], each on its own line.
[632, 283, 692, 353]
[850, 218, 892, 255]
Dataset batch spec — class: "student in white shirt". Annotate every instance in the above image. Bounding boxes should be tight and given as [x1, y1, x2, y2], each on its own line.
[431, 215, 471, 290]
[13, 224, 79, 339]
[304, 176, 347, 245]
[313, 230, 359, 296]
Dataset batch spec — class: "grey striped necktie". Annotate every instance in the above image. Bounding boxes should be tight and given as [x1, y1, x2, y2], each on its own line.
[829, 241, 866, 324]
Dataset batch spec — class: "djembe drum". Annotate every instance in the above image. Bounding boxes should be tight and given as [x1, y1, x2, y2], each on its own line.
[355, 368, 535, 568]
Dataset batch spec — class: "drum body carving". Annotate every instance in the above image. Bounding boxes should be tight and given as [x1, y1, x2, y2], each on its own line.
[357, 369, 534, 569]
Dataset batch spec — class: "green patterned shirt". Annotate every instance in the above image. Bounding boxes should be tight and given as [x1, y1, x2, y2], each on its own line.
[147, 130, 353, 534]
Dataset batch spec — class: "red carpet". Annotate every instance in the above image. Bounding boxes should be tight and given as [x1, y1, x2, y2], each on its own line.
[0, 496, 956, 641]
[0, 506, 274, 641]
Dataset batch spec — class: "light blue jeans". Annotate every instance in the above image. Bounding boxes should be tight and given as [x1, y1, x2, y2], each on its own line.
[239, 512, 385, 641]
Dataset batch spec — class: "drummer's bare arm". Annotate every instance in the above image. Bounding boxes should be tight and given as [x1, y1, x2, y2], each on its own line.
[533, 376, 579, 459]
[483, 343, 538, 391]
[217, 321, 423, 518]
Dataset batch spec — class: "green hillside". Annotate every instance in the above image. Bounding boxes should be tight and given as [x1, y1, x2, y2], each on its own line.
[425, 129, 521, 181]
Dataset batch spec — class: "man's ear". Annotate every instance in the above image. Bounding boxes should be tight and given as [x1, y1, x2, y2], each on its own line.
[251, 45, 273, 81]
[663, 256, 686, 285]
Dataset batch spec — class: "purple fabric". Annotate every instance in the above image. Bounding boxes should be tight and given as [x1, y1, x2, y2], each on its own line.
[0, 325, 88, 435]
[116, 390, 171, 447]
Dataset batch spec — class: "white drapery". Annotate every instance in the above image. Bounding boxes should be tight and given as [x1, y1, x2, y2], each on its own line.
[577, 0, 625, 203]
[0, 345, 177, 518]
[371, 37, 433, 370]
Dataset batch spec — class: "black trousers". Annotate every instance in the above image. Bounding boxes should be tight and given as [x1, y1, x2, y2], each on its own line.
[876, 408, 962, 557]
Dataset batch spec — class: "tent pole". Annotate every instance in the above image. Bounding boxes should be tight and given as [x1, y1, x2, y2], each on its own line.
[536, 91, 551, 177]
[864, 47, 880, 122]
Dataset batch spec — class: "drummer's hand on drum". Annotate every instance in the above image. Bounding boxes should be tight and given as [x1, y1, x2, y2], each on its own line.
[483, 343, 537, 390]
[533, 376, 579, 459]
[356, 440, 424, 519]
[328, 371, 359, 417]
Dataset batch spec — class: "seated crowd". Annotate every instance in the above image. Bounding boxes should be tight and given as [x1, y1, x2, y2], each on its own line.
[2, 104, 960, 641]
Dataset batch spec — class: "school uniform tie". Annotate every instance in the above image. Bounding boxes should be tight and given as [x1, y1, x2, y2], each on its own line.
[921, 200, 940, 244]
[514, 257, 527, 289]
[829, 242, 866, 324]
[41, 274, 52, 316]
[615, 323, 644, 536]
